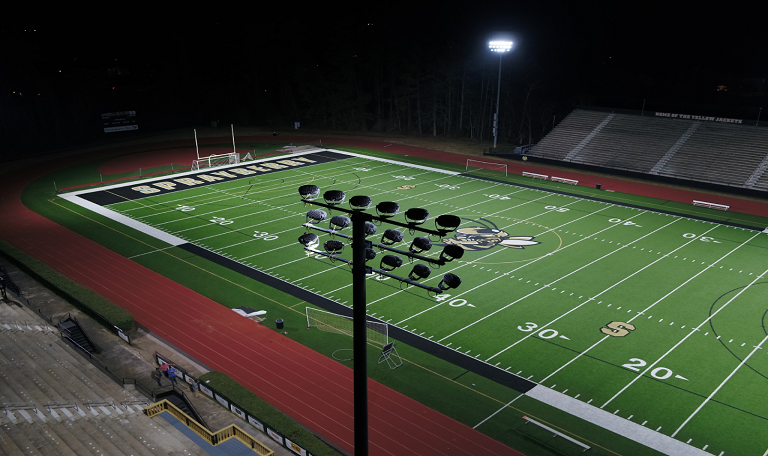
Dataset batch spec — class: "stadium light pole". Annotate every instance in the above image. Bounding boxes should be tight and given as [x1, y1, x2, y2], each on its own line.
[489, 39, 513, 148]
[298, 187, 463, 456]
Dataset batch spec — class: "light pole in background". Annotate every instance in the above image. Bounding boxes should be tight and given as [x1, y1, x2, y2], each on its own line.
[489, 39, 513, 148]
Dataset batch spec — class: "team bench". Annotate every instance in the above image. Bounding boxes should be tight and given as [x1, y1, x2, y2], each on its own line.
[693, 200, 729, 211]
[522, 171, 548, 180]
[551, 176, 579, 185]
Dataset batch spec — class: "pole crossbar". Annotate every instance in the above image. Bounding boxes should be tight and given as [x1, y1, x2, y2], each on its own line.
[300, 200, 450, 236]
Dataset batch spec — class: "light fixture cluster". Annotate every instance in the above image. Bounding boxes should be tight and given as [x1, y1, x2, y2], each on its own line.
[489, 40, 513, 52]
[297, 187, 465, 291]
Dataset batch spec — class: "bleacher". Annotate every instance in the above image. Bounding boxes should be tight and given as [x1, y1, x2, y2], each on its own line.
[0, 300, 212, 456]
[528, 108, 768, 191]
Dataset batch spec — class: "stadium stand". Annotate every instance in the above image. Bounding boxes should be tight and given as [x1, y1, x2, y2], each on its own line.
[528, 108, 768, 191]
[0, 300, 215, 456]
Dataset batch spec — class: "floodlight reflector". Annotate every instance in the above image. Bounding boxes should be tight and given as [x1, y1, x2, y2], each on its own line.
[435, 214, 461, 233]
[323, 240, 345, 254]
[298, 233, 319, 249]
[364, 222, 377, 236]
[365, 248, 377, 261]
[380, 254, 403, 271]
[306, 209, 327, 225]
[408, 264, 431, 281]
[438, 273, 462, 290]
[381, 229, 404, 246]
[349, 195, 372, 211]
[376, 201, 400, 218]
[405, 208, 429, 226]
[329, 215, 351, 231]
[409, 237, 432, 254]
[299, 185, 320, 200]
[323, 190, 346, 206]
[439, 244, 465, 262]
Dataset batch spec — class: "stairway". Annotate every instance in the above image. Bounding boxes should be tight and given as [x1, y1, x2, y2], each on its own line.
[58, 316, 97, 354]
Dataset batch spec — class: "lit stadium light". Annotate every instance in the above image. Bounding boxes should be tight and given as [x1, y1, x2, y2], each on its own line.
[329, 215, 351, 232]
[408, 264, 431, 281]
[404, 208, 429, 226]
[324, 240, 345, 254]
[365, 248, 377, 261]
[305, 209, 327, 225]
[363, 222, 377, 236]
[438, 273, 462, 290]
[298, 233, 319, 250]
[489, 40, 513, 52]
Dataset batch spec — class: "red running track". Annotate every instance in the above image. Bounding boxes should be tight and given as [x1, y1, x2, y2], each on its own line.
[0, 141, 524, 456]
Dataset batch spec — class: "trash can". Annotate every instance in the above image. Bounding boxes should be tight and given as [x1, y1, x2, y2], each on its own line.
[276, 319, 284, 329]
[596, 183, 602, 190]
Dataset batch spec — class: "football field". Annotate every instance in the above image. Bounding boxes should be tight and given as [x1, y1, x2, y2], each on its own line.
[62, 149, 768, 455]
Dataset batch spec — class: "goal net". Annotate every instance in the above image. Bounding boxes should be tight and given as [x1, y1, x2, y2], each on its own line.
[465, 159, 508, 177]
[191, 152, 240, 171]
[306, 307, 388, 346]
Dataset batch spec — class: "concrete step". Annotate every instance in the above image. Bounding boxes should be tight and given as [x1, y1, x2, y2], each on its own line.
[70, 415, 129, 456]
[98, 415, 158, 456]
[44, 421, 93, 456]
[0, 423, 25, 456]
[16, 422, 61, 456]
[0, 422, 45, 456]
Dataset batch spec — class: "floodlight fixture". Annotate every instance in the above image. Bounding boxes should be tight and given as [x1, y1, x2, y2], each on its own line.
[298, 233, 319, 250]
[365, 248, 377, 261]
[349, 195, 372, 211]
[376, 201, 400, 218]
[438, 273, 462, 290]
[435, 214, 461, 234]
[409, 237, 433, 254]
[404, 208, 429, 226]
[489, 40, 513, 52]
[324, 190, 346, 206]
[329, 215, 351, 232]
[306, 209, 327, 226]
[439, 244, 465, 263]
[408, 264, 431, 281]
[324, 240, 345, 254]
[299, 185, 320, 201]
[380, 254, 403, 272]
[381, 228, 404, 246]
[364, 222, 377, 237]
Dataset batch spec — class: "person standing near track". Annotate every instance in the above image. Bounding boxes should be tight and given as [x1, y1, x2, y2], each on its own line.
[168, 365, 178, 385]
[151, 368, 163, 387]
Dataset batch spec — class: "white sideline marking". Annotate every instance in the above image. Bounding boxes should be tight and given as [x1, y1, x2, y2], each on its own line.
[526, 386, 710, 456]
[672, 333, 768, 437]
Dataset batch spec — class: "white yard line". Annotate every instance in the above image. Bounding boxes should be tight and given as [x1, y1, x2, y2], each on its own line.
[601, 254, 768, 409]
[671, 333, 768, 438]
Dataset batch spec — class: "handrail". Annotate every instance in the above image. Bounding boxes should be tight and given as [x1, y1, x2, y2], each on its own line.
[47, 400, 79, 412]
[83, 400, 115, 411]
[2, 402, 37, 414]
[146, 399, 274, 456]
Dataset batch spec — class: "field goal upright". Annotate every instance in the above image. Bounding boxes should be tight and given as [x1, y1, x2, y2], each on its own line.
[466, 159, 508, 177]
[306, 307, 388, 346]
[191, 152, 240, 171]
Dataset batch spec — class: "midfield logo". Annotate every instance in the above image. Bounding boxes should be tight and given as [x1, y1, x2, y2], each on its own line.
[441, 218, 540, 251]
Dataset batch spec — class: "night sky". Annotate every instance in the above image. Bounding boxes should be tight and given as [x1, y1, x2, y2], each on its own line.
[2, 1, 767, 157]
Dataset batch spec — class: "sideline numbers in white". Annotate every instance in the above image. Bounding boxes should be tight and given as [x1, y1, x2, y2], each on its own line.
[608, 218, 642, 227]
[434, 293, 475, 307]
[622, 358, 688, 381]
[393, 175, 415, 180]
[253, 231, 278, 240]
[176, 205, 195, 212]
[517, 322, 570, 340]
[436, 184, 460, 190]
[355, 168, 371, 171]
[210, 216, 233, 225]
[484, 194, 511, 200]
[683, 233, 721, 243]
[545, 206, 569, 212]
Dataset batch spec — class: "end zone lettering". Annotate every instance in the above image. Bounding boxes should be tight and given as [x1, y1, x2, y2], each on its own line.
[131, 156, 317, 194]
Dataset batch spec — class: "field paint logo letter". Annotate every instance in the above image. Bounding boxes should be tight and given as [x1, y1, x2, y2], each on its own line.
[600, 321, 636, 337]
[442, 218, 540, 251]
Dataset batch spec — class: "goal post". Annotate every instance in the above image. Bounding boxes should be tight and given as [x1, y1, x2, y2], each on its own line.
[466, 159, 508, 177]
[306, 307, 388, 346]
[191, 152, 239, 171]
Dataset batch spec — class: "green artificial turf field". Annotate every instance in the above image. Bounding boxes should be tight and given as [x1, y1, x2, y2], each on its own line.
[43, 148, 768, 456]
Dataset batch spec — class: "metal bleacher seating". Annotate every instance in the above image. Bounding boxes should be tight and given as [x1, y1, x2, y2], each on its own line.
[528, 108, 768, 191]
[0, 300, 212, 456]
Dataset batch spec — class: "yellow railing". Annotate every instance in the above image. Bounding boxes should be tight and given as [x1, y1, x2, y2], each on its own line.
[145, 399, 274, 456]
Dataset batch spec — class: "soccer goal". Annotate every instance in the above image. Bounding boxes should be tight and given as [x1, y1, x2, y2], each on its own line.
[191, 152, 239, 171]
[306, 307, 388, 346]
[466, 159, 508, 177]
